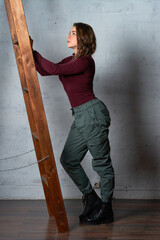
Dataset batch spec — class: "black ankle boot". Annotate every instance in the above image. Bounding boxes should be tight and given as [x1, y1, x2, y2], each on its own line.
[79, 190, 102, 222]
[84, 201, 114, 225]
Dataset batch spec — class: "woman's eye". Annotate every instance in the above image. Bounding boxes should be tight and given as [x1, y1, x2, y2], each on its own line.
[68, 31, 76, 35]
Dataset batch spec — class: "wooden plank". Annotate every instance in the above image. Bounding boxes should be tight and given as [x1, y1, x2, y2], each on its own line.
[4, 0, 69, 233]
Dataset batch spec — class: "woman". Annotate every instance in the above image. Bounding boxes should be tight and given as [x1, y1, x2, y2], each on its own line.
[31, 22, 115, 225]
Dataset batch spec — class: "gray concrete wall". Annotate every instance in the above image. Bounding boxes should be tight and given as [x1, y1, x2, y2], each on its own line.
[0, 0, 160, 199]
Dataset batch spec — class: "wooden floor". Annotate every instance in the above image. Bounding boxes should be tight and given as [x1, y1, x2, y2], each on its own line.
[0, 199, 160, 240]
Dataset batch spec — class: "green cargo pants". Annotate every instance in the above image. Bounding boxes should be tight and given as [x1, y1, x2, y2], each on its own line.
[60, 98, 114, 202]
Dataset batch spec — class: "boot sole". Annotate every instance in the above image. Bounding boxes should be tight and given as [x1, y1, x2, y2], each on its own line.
[81, 217, 114, 225]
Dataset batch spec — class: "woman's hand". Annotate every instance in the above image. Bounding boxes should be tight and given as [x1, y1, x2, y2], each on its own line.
[29, 36, 33, 48]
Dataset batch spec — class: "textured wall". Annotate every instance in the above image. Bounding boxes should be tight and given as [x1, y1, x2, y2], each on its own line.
[0, 0, 160, 199]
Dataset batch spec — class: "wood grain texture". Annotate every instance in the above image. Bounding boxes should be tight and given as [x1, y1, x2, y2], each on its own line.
[4, 0, 69, 233]
[0, 199, 159, 240]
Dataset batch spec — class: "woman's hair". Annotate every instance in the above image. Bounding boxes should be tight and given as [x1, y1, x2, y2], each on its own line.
[73, 22, 96, 59]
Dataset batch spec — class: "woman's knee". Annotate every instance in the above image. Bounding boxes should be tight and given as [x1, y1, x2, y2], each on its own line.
[60, 150, 73, 169]
[60, 151, 66, 167]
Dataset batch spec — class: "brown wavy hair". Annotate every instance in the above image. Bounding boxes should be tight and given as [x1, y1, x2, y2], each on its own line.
[73, 22, 96, 59]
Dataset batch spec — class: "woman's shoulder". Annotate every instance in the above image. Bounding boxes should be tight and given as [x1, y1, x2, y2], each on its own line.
[77, 55, 95, 63]
[78, 55, 95, 67]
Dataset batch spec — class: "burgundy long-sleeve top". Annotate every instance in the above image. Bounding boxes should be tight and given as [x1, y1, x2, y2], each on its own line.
[33, 51, 96, 108]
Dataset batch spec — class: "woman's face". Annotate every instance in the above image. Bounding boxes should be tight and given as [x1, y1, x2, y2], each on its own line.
[67, 26, 78, 53]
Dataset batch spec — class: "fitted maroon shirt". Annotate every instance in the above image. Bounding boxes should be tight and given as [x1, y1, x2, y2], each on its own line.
[33, 51, 96, 108]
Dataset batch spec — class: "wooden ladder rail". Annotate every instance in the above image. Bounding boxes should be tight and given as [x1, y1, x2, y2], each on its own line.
[4, 0, 69, 233]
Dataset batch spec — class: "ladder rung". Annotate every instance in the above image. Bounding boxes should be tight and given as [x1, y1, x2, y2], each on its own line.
[32, 132, 39, 140]
[13, 40, 19, 46]
[41, 175, 49, 187]
[17, 57, 22, 63]
[23, 87, 28, 92]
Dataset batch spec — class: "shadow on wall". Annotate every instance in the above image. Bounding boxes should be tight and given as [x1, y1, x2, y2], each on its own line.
[101, 41, 159, 198]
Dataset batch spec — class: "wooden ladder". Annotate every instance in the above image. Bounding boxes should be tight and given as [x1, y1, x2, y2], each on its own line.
[4, 0, 69, 233]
